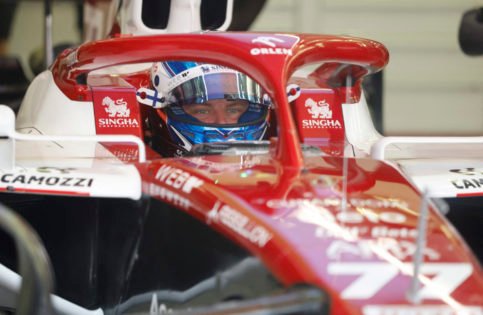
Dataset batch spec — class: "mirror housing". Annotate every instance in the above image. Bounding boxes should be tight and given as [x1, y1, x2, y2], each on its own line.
[458, 7, 483, 56]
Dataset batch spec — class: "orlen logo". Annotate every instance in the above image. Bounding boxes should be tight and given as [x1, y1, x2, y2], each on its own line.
[250, 36, 292, 56]
[99, 96, 139, 128]
[302, 98, 341, 129]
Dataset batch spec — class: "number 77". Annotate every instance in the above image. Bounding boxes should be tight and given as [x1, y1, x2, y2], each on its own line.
[327, 262, 472, 300]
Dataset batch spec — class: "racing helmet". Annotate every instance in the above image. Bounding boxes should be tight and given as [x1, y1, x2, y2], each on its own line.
[149, 61, 271, 156]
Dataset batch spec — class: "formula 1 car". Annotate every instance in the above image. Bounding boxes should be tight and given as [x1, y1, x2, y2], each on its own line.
[0, 0, 482, 314]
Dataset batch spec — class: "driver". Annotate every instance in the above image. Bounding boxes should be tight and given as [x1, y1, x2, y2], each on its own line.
[143, 61, 272, 156]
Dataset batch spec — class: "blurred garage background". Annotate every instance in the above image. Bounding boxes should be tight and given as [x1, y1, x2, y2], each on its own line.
[3, 0, 483, 136]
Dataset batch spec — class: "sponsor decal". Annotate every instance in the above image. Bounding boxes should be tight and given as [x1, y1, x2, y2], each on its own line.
[451, 178, 483, 189]
[0, 173, 94, 188]
[99, 118, 139, 128]
[370, 226, 417, 239]
[146, 183, 191, 209]
[200, 64, 234, 73]
[136, 87, 166, 108]
[267, 197, 409, 212]
[208, 201, 272, 247]
[292, 89, 345, 143]
[100, 144, 140, 162]
[183, 156, 262, 173]
[166, 68, 192, 90]
[450, 167, 483, 176]
[252, 36, 284, 47]
[275, 198, 413, 240]
[287, 84, 301, 102]
[250, 36, 292, 56]
[102, 96, 130, 117]
[306, 98, 332, 119]
[155, 165, 203, 193]
[349, 198, 409, 209]
[271, 197, 413, 238]
[363, 305, 483, 315]
[326, 239, 440, 261]
[98, 96, 138, 128]
[315, 226, 366, 239]
[37, 166, 76, 174]
[302, 98, 342, 129]
[97, 117, 139, 128]
[449, 168, 483, 191]
[93, 87, 143, 136]
[250, 47, 292, 56]
[328, 262, 472, 300]
[315, 226, 418, 240]
[302, 119, 342, 129]
[335, 210, 406, 225]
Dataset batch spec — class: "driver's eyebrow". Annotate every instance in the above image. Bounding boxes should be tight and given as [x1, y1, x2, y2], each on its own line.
[226, 100, 247, 106]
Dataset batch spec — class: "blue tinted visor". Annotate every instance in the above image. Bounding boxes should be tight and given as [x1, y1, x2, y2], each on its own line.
[168, 101, 268, 127]
[167, 71, 270, 127]
[168, 71, 270, 107]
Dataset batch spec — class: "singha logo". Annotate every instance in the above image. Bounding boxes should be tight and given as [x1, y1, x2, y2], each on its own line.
[305, 98, 332, 119]
[102, 96, 130, 117]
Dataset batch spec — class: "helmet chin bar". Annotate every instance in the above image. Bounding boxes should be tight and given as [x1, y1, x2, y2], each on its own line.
[169, 125, 193, 152]
[167, 119, 269, 156]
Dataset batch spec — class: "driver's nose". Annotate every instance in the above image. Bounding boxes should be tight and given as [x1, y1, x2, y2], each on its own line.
[212, 109, 229, 124]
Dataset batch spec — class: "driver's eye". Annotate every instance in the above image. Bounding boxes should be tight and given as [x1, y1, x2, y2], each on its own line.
[227, 107, 244, 114]
[185, 105, 210, 116]
[226, 100, 249, 113]
[193, 108, 210, 114]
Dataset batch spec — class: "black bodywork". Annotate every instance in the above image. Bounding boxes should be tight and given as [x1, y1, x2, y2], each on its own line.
[0, 194, 284, 313]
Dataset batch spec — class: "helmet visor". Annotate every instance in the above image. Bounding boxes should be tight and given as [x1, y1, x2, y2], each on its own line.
[167, 70, 270, 127]
[168, 71, 270, 107]
[168, 99, 268, 127]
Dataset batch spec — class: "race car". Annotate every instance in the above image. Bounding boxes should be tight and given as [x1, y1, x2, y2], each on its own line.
[0, 0, 482, 314]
